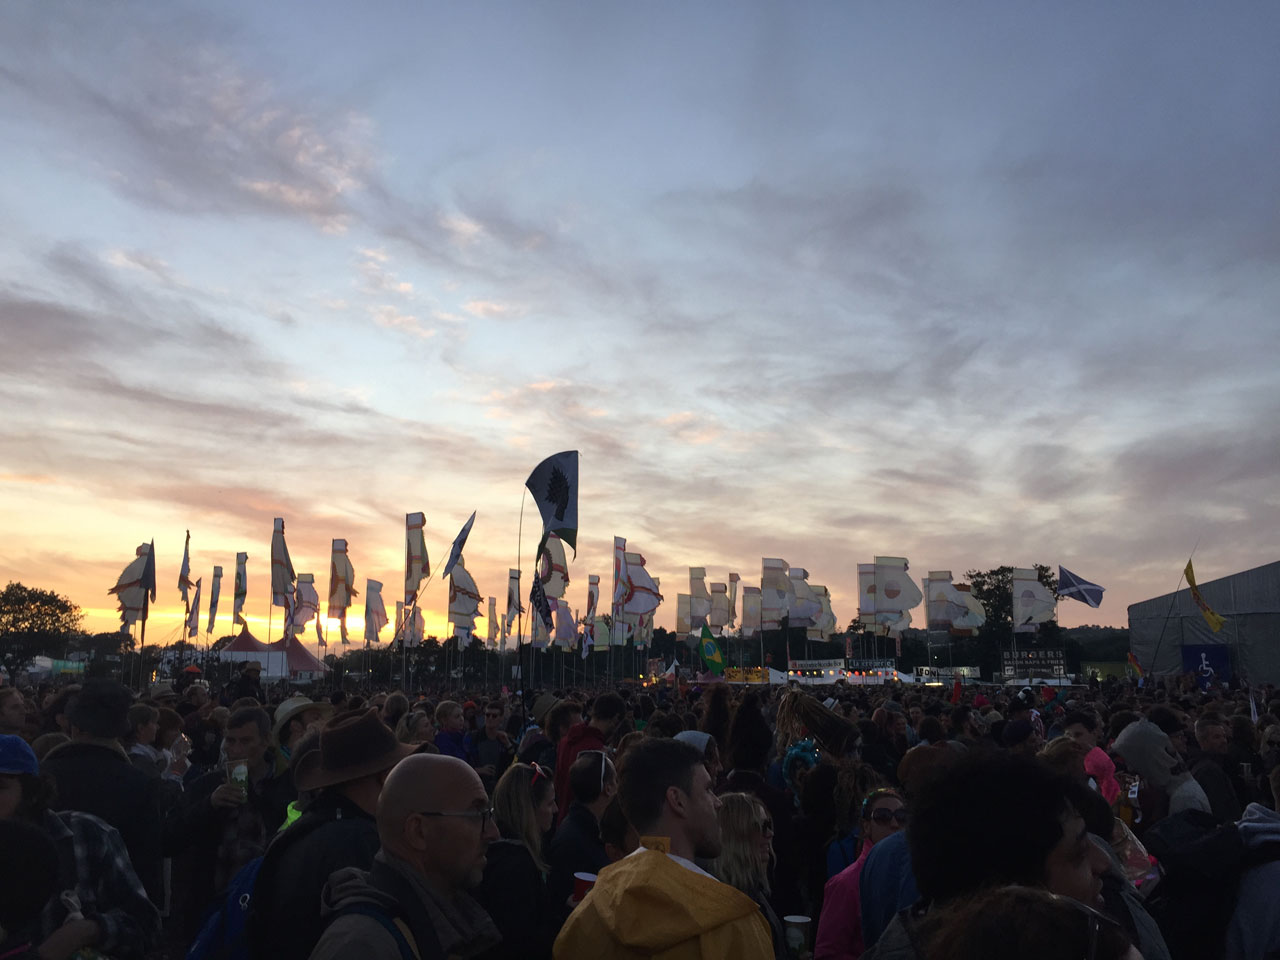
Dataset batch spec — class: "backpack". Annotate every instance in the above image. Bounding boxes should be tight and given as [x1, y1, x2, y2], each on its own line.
[1141, 809, 1280, 960]
[325, 903, 420, 960]
[185, 855, 263, 960]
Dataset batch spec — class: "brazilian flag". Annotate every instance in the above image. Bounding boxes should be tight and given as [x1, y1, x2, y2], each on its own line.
[699, 626, 725, 675]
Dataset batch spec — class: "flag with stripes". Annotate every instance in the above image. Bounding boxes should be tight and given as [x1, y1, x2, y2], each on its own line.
[1058, 566, 1104, 608]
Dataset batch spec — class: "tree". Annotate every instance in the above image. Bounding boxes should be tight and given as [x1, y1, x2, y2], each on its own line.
[0, 581, 84, 676]
[964, 565, 1060, 647]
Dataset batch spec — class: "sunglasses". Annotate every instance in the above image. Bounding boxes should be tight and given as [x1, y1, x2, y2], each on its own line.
[870, 807, 909, 826]
[530, 761, 549, 787]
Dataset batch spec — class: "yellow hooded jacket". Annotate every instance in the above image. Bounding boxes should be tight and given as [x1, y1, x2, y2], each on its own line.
[553, 846, 774, 960]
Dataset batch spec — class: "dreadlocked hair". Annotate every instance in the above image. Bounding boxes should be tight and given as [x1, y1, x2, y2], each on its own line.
[775, 691, 860, 758]
[835, 759, 884, 835]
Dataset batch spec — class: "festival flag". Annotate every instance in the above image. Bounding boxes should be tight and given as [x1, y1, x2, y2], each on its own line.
[328, 540, 358, 643]
[1058, 566, 1105, 608]
[808, 584, 837, 640]
[740, 586, 762, 638]
[526, 450, 579, 555]
[689, 568, 712, 629]
[709, 583, 730, 631]
[636, 578, 659, 649]
[292, 573, 320, 640]
[873, 557, 923, 637]
[1184, 560, 1225, 632]
[505, 569, 523, 629]
[761, 559, 792, 632]
[178, 530, 194, 610]
[554, 598, 576, 646]
[487, 597, 498, 648]
[449, 558, 482, 641]
[583, 575, 600, 659]
[108, 541, 155, 634]
[364, 579, 388, 644]
[530, 576, 554, 641]
[699, 625, 725, 676]
[728, 573, 740, 627]
[925, 572, 986, 634]
[233, 552, 249, 627]
[405, 512, 430, 607]
[1126, 651, 1145, 678]
[442, 511, 476, 579]
[788, 568, 822, 627]
[396, 601, 424, 648]
[185, 578, 202, 639]
[207, 565, 222, 635]
[676, 595, 691, 637]
[538, 532, 570, 600]
[621, 551, 663, 616]
[271, 518, 296, 624]
[1012, 567, 1055, 627]
[611, 537, 628, 646]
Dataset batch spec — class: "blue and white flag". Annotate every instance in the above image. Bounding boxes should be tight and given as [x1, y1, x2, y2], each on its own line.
[1058, 566, 1104, 608]
[442, 511, 476, 578]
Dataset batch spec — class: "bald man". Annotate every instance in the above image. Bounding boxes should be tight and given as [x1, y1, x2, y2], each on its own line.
[309, 755, 502, 960]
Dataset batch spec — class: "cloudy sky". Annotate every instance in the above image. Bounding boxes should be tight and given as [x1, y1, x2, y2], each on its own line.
[2, 2, 1277, 648]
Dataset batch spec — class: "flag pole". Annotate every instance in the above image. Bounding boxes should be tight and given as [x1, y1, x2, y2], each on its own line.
[516, 489, 527, 726]
[1145, 538, 1200, 678]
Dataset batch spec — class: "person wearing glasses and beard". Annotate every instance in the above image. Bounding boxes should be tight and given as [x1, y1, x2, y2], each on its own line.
[310, 754, 502, 960]
[814, 789, 906, 960]
[472, 762, 563, 960]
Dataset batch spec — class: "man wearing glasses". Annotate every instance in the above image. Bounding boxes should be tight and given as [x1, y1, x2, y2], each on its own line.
[310, 754, 502, 960]
[470, 702, 514, 794]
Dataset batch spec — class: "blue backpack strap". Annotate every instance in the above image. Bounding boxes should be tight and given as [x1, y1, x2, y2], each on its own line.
[330, 903, 418, 960]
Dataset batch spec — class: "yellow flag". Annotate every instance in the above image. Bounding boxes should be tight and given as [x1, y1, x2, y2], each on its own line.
[1184, 560, 1225, 633]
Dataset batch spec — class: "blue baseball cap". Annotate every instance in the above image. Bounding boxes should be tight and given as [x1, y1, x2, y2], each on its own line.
[0, 735, 38, 775]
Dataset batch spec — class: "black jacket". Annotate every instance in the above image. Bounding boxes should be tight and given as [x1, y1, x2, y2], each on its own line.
[473, 838, 560, 960]
[545, 803, 609, 915]
[247, 790, 380, 960]
[40, 741, 165, 906]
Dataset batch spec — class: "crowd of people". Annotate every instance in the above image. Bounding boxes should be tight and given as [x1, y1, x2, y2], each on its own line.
[2, 658, 1279, 960]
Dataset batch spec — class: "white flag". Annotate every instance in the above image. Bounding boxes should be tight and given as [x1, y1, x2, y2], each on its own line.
[364, 579, 388, 643]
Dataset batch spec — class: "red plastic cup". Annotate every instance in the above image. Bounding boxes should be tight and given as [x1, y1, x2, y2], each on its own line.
[572, 872, 597, 901]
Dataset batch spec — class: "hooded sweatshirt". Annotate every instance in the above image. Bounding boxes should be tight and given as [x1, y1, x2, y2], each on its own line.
[554, 723, 606, 826]
[312, 851, 501, 960]
[1226, 803, 1280, 960]
[553, 847, 773, 960]
[1112, 719, 1211, 815]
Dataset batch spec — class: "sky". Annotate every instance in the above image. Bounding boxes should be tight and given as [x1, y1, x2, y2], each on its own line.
[1, 1, 1278, 652]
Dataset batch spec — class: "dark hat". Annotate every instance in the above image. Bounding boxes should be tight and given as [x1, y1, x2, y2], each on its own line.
[294, 708, 415, 792]
[1002, 717, 1035, 747]
[0, 735, 38, 775]
[67, 679, 133, 739]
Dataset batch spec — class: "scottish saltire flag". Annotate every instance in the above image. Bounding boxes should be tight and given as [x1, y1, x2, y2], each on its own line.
[1058, 566, 1105, 608]
[699, 625, 725, 676]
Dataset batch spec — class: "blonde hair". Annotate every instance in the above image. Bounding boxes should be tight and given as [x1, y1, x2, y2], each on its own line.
[396, 710, 431, 744]
[709, 792, 772, 896]
[493, 763, 553, 873]
[435, 700, 461, 724]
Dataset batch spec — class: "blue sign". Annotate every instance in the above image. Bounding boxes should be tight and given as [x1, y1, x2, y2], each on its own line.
[1181, 644, 1231, 690]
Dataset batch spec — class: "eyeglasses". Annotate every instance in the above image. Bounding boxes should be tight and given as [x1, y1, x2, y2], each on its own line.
[416, 807, 495, 831]
[869, 807, 909, 826]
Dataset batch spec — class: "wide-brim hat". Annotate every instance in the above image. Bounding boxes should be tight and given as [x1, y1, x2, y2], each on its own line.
[532, 693, 560, 727]
[148, 682, 177, 700]
[242, 661, 263, 673]
[273, 695, 334, 740]
[294, 708, 415, 792]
